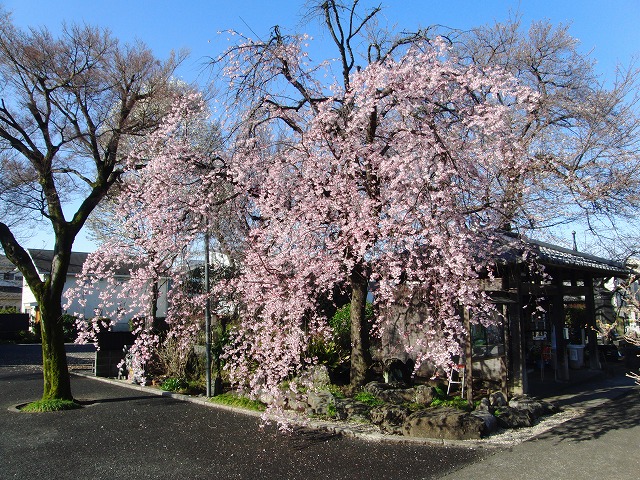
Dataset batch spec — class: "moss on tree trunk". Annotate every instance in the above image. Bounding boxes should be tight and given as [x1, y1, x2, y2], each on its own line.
[39, 298, 73, 401]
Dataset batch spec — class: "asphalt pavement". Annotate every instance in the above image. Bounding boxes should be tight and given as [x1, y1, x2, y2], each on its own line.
[1, 343, 639, 480]
[0, 346, 483, 480]
[441, 386, 640, 480]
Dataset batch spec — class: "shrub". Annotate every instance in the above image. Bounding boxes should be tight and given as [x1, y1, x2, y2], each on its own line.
[61, 314, 78, 342]
[160, 377, 189, 392]
[430, 395, 472, 411]
[15, 330, 38, 343]
[324, 383, 346, 399]
[155, 335, 194, 380]
[311, 302, 374, 370]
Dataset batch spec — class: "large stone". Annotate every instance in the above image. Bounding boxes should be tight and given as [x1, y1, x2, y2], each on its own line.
[363, 381, 435, 406]
[378, 388, 416, 405]
[413, 385, 435, 405]
[369, 405, 411, 434]
[471, 410, 498, 435]
[304, 365, 331, 388]
[403, 408, 485, 440]
[476, 397, 491, 412]
[494, 406, 535, 428]
[363, 381, 388, 397]
[306, 390, 335, 416]
[335, 399, 372, 422]
[489, 391, 508, 408]
[282, 389, 307, 412]
[508, 395, 559, 418]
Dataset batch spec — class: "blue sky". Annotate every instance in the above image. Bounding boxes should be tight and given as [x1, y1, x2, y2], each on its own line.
[4, 1, 639, 87]
[2, 0, 639, 252]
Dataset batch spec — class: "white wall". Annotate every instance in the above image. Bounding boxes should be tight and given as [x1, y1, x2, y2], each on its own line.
[22, 274, 169, 331]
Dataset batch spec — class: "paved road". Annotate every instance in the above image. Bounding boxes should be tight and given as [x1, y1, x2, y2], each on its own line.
[2, 344, 639, 480]
[441, 387, 640, 480]
[0, 343, 95, 369]
[0, 348, 484, 480]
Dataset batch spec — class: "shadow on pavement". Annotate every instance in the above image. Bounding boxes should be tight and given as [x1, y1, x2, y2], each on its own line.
[77, 394, 162, 406]
[285, 426, 342, 450]
[535, 389, 640, 444]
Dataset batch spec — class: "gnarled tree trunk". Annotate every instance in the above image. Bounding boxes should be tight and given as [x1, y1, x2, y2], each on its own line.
[39, 296, 73, 401]
[349, 263, 372, 390]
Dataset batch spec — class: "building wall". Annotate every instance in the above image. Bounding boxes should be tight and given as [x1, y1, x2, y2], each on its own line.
[0, 257, 23, 311]
[22, 274, 169, 331]
[0, 290, 22, 311]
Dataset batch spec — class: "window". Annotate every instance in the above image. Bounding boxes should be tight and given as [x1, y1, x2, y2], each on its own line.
[471, 322, 505, 357]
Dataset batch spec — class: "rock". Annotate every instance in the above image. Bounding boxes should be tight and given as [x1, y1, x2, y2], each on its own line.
[508, 395, 559, 418]
[363, 381, 388, 397]
[282, 389, 306, 412]
[386, 380, 410, 390]
[489, 391, 508, 408]
[471, 410, 498, 435]
[403, 408, 485, 440]
[369, 405, 411, 434]
[304, 365, 331, 388]
[335, 399, 372, 422]
[476, 397, 491, 412]
[306, 390, 335, 416]
[378, 388, 416, 405]
[413, 384, 435, 405]
[494, 406, 535, 428]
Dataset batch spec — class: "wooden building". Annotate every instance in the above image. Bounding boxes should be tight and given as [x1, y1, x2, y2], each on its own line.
[489, 238, 630, 396]
[379, 237, 630, 398]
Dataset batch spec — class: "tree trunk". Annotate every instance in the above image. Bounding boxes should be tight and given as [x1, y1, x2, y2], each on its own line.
[39, 296, 73, 401]
[349, 263, 372, 390]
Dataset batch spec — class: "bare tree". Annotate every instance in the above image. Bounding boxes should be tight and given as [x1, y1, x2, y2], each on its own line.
[0, 10, 184, 401]
[455, 17, 640, 250]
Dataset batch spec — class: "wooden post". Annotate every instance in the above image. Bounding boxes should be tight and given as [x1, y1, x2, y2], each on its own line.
[584, 274, 600, 369]
[552, 275, 569, 381]
[505, 265, 525, 395]
[464, 307, 473, 405]
[499, 304, 509, 395]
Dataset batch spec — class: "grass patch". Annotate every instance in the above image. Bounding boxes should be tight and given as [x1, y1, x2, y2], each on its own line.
[21, 399, 81, 413]
[404, 401, 428, 413]
[429, 396, 473, 411]
[208, 392, 266, 412]
[353, 391, 384, 407]
[324, 383, 346, 399]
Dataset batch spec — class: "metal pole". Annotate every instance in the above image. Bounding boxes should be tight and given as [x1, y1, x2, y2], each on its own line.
[204, 229, 212, 397]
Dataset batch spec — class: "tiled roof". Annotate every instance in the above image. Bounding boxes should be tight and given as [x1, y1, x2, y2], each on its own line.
[28, 249, 89, 275]
[531, 240, 629, 276]
[495, 234, 631, 277]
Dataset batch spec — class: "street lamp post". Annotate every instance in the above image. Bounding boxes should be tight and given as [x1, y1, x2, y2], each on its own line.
[204, 229, 212, 397]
